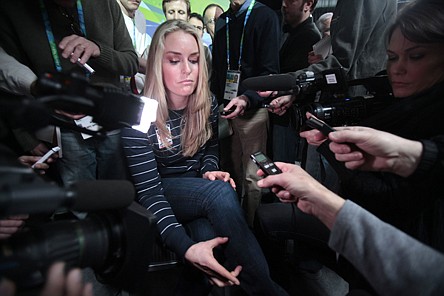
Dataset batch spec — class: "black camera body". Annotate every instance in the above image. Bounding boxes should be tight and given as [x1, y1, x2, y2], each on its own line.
[0, 149, 157, 293]
[35, 72, 147, 131]
[290, 69, 397, 131]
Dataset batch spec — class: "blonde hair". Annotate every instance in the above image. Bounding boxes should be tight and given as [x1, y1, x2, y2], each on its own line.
[144, 20, 212, 157]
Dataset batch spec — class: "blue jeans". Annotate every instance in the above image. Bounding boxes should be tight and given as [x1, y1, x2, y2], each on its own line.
[57, 129, 127, 185]
[161, 177, 288, 296]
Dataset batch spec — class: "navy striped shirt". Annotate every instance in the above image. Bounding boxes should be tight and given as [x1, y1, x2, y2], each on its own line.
[121, 96, 219, 257]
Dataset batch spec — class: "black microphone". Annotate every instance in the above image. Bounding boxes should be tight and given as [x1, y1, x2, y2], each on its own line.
[242, 74, 301, 92]
[0, 180, 135, 216]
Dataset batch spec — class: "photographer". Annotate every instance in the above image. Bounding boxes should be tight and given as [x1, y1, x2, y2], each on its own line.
[256, 127, 444, 295]
[0, 146, 94, 296]
[255, 0, 444, 292]
[0, 0, 138, 187]
[300, 0, 444, 250]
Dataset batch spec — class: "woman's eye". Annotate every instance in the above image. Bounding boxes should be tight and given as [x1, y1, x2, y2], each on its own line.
[169, 60, 180, 64]
[387, 55, 397, 61]
[189, 59, 199, 64]
[409, 53, 424, 60]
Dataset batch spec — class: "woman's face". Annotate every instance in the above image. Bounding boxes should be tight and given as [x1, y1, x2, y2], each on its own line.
[387, 27, 444, 98]
[162, 30, 199, 104]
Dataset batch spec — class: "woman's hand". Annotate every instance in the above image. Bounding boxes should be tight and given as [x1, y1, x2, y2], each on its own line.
[184, 237, 242, 287]
[328, 126, 423, 177]
[203, 171, 236, 189]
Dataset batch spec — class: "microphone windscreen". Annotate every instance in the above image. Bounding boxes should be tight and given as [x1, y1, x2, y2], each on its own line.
[242, 74, 296, 91]
[70, 180, 135, 211]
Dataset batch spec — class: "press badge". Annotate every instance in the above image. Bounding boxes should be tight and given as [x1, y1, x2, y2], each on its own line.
[224, 70, 241, 101]
[156, 124, 173, 149]
[74, 115, 101, 140]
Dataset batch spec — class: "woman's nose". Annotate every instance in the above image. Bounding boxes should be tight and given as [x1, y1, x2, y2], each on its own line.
[390, 60, 407, 76]
[182, 61, 191, 74]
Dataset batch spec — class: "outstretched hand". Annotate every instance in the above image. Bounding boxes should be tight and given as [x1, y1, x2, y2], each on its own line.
[256, 162, 344, 229]
[328, 126, 423, 177]
[267, 95, 294, 116]
[299, 112, 329, 146]
[221, 95, 248, 119]
[185, 237, 242, 287]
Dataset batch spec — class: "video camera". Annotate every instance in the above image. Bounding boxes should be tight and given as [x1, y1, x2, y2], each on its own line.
[7, 71, 157, 136]
[0, 149, 156, 293]
[0, 73, 160, 293]
[242, 68, 397, 131]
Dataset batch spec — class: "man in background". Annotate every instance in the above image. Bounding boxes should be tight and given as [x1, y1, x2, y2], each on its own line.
[162, 0, 190, 21]
[211, 0, 280, 226]
[272, 0, 321, 164]
[188, 12, 213, 80]
[117, 0, 151, 93]
[203, 3, 224, 51]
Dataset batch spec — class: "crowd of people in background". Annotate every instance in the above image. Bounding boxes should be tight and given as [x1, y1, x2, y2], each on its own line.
[0, 0, 443, 295]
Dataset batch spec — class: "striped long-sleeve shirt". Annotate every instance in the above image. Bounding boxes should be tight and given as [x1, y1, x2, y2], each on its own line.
[121, 96, 219, 257]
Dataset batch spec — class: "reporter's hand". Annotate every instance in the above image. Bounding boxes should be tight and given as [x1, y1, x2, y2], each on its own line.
[308, 51, 323, 64]
[256, 162, 344, 229]
[300, 128, 328, 147]
[221, 95, 249, 119]
[55, 110, 87, 120]
[184, 237, 242, 287]
[299, 112, 329, 146]
[0, 215, 29, 239]
[203, 171, 236, 189]
[328, 126, 423, 177]
[41, 262, 93, 296]
[59, 35, 100, 65]
[268, 95, 294, 116]
[30, 142, 50, 157]
[18, 155, 52, 173]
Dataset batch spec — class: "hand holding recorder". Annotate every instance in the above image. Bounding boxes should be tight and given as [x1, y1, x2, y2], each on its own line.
[328, 126, 423, 177]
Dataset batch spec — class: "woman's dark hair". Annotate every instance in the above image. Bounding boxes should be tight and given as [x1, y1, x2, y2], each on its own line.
[388, 0, 444, 44]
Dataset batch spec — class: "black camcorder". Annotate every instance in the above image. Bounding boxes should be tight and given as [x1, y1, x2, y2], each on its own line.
[242, 68, 398, 131]
[0, 153, 157, 292]
[0, 73, 160, 293]
[5, 72, 157, 137]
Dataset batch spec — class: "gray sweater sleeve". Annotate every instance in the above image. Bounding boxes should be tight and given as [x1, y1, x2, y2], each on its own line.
[0, 46, 37, 96]
[329, 200, 444, 296]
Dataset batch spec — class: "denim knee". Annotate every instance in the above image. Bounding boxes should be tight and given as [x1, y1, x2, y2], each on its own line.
[206, 180, 238, 205]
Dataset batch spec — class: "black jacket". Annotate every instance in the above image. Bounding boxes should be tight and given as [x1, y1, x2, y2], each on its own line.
[211, 0, 280, 107]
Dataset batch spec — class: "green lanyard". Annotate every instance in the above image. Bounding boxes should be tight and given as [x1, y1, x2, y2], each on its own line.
[225, 0, 255, 71]
[39, 0, 87, 72]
